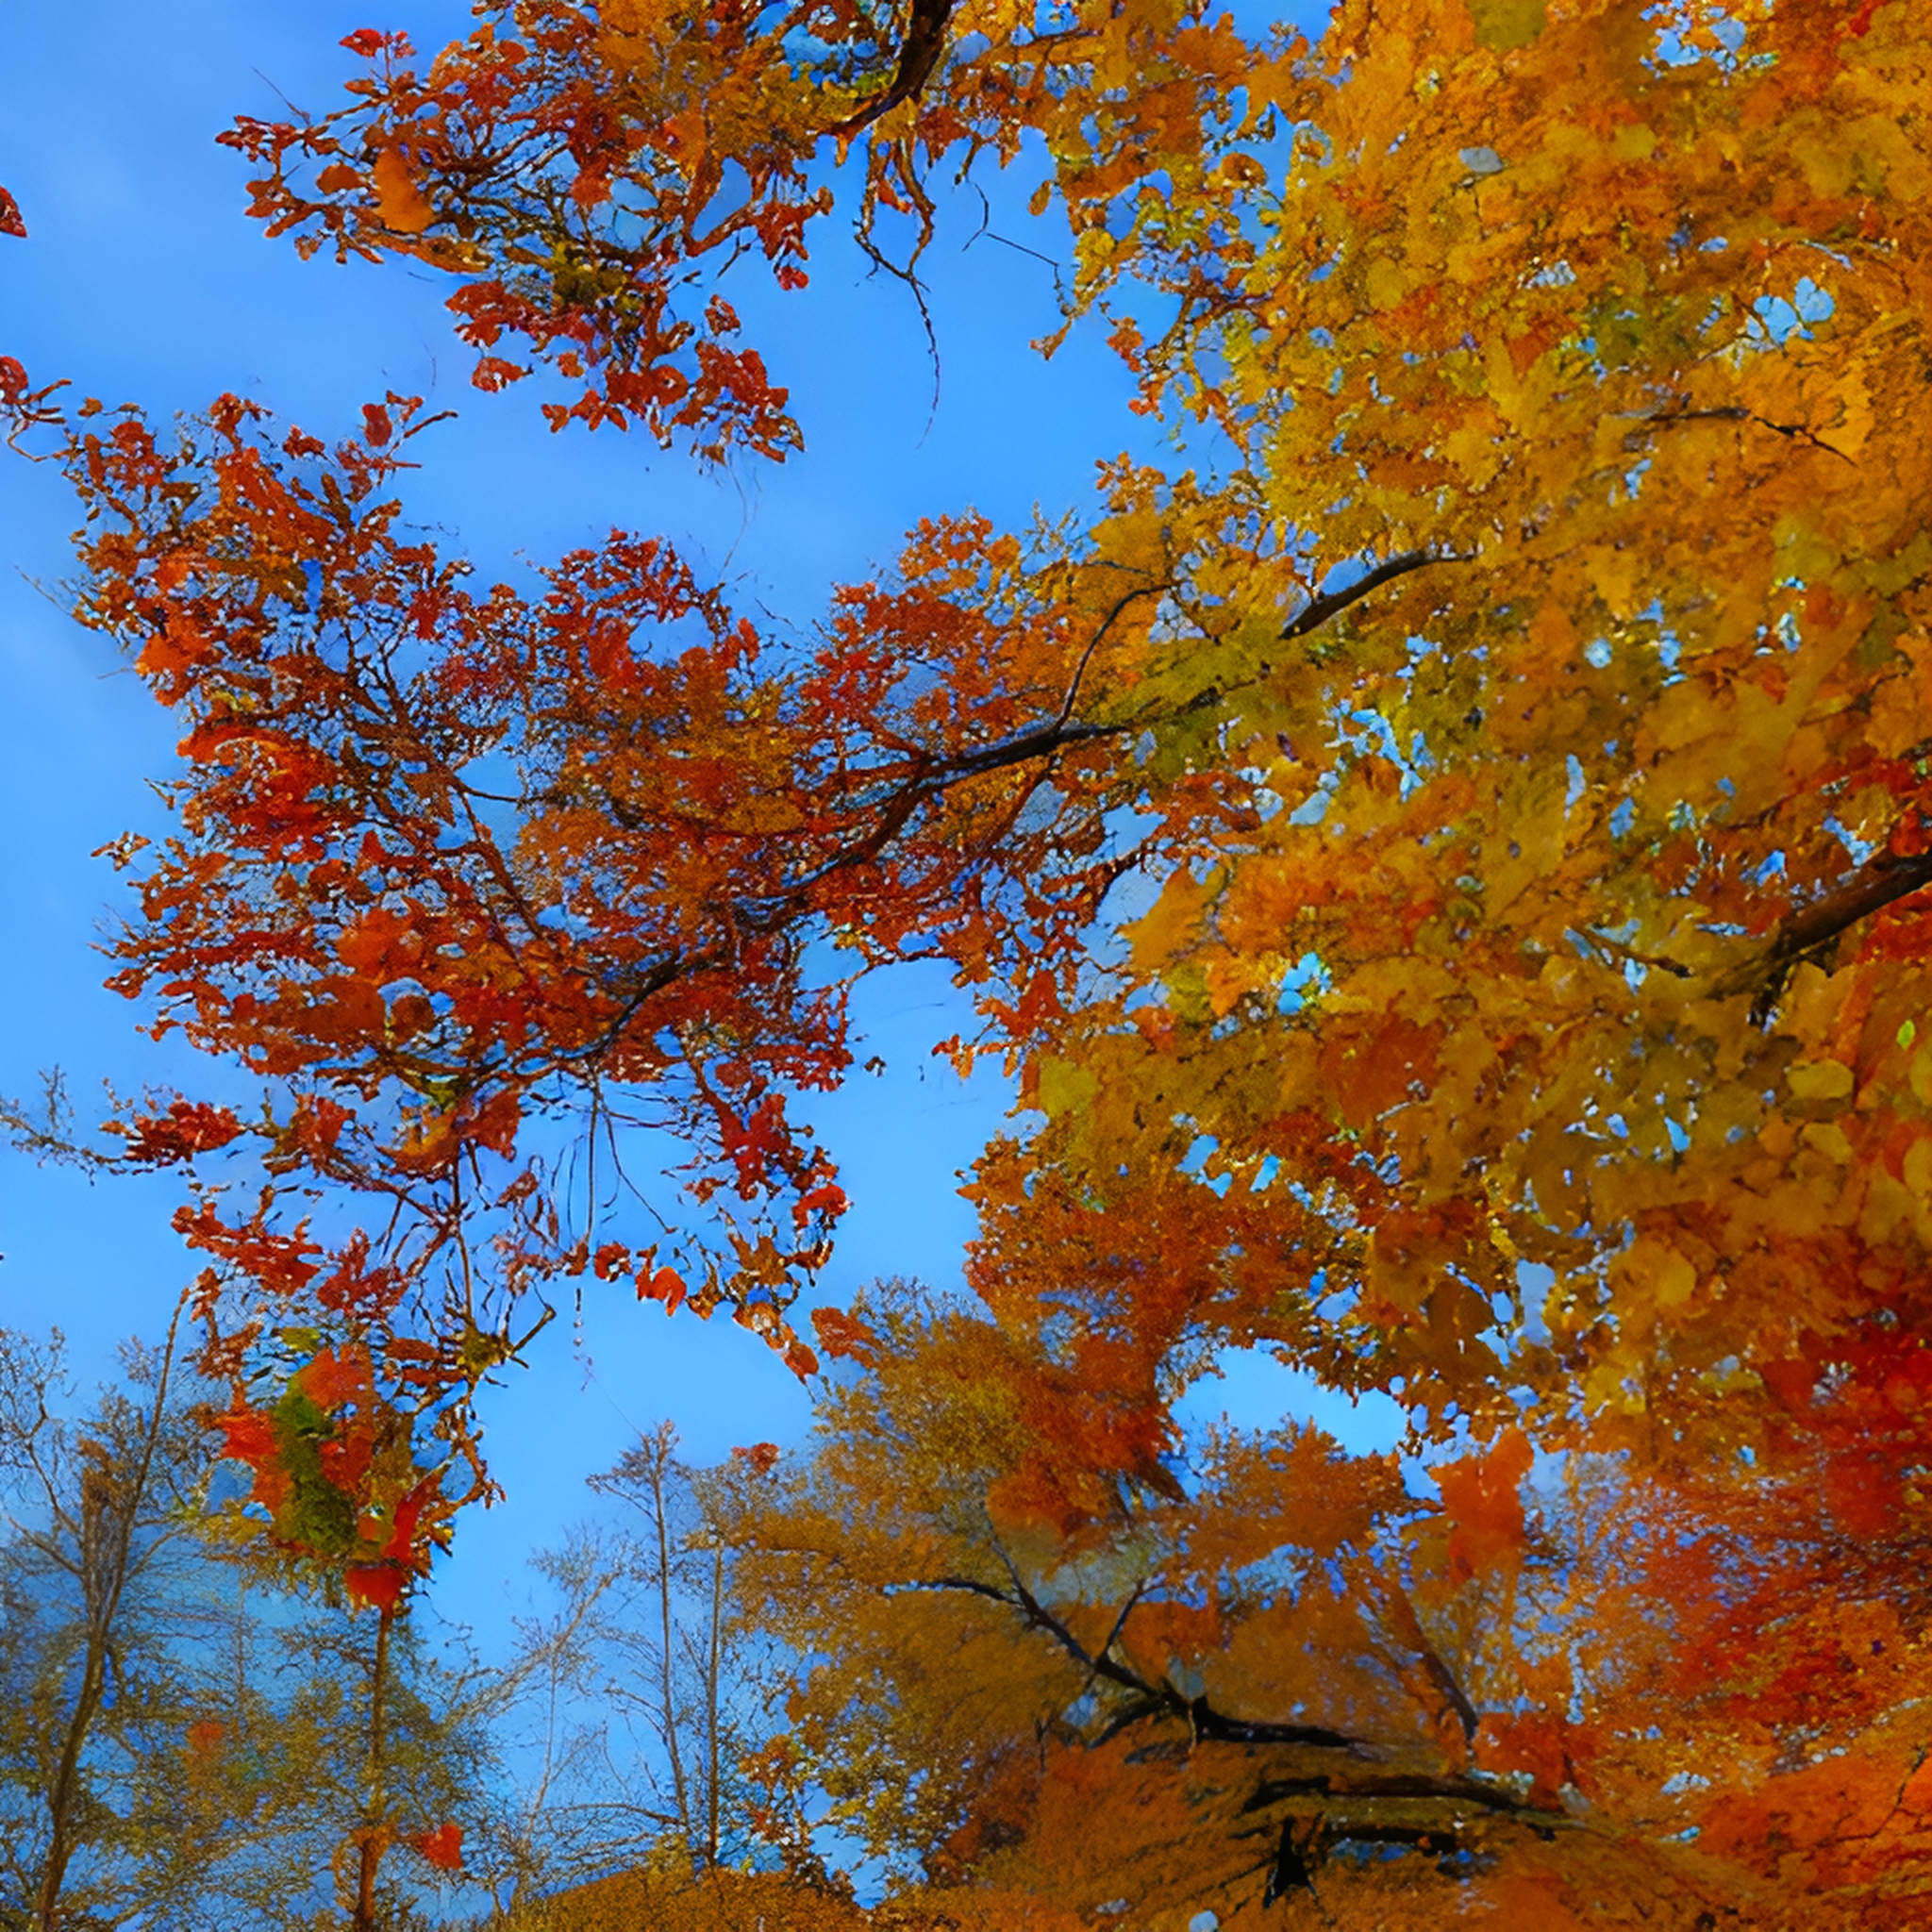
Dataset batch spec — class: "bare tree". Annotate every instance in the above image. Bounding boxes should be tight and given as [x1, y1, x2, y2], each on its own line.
[587, 1424, 778, 1879]
[471, 1424, 787, 1918]
[0, 1299, 208, 1930]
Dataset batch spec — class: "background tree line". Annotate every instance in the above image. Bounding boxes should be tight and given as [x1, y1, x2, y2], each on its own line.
[0, 1313, 819, 1931]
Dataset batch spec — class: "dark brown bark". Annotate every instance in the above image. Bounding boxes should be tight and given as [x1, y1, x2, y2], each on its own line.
[831, 0, 961, 137]
[1733, 848, 1932, 1021]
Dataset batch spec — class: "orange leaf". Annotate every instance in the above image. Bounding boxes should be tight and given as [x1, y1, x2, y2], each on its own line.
[211, 1408, 276, 1465]
[295, 1344, 374, 1412]
[121, 1100, 243, 1164]
[810, 1304, 881, 1366]
[371, 146, 434, 234]
[1433, 1428, 1534, 1584]
[640, 1265, 686, 1315]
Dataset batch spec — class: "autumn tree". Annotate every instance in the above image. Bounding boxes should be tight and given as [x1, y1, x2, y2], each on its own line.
[207, 1601, 497, 1932]
[715, 1282, 1731, 1923]
[8, 0, 1932, 1920]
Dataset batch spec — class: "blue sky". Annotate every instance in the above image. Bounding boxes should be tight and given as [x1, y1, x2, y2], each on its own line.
[0, 0, 1395, 1639]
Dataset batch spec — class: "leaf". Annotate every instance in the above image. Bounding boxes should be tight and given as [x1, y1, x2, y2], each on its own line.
[294, 1343, 374, 1411]
[411, 1821, 463, 1871]
[811, 1304, 882, 1365]
[1467, 0, 1546, 49]
[1432, 1429, 1533, 1585]
[1035, 1056, 1099, 1120]
[344, 1564, 408, 1614]
[211, 1408, 276, 1466]
[370, 145, 433, 234]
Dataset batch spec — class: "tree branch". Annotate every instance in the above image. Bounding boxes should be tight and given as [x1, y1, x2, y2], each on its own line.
[893, 1569, 1384, 1755]
[1763, 849, 1932, 974]
[1725, 847, 1932, 1019]
[1279, 549, 1463, 644]
[831, 0, 961, 137]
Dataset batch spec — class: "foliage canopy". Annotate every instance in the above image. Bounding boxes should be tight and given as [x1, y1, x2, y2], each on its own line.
[8, 0, 1932, 1921]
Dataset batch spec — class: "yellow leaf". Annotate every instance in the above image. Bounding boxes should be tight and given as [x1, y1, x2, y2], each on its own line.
[1615, 1238, 1696, 1311]
[1036, 1057, 1099, 1120]
[1905, 1136, 1932, 1199]
[1584, 544, 1641, 619]
[1124, 869, 1215, 974]
[1443, 420, 1506, 488]
[1787, 1058, 1855, 1102]
[1363, 256, 1409, 312]
[1468, 0, 1545, 47]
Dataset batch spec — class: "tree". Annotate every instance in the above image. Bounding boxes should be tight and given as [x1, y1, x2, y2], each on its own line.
[0, 1308, 505, 1932]
[582, 1426, 781, 1878]
[716, 1282, 1740, 1924]
[192, 1267, 497, 1927]
[0, 1305, 213, 1931]
[477, 1431, 787, 1914]
[8, 0, 1932, 1918]
[196, 1599, 498, 1932]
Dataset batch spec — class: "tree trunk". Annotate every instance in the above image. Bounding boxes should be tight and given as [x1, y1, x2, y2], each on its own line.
[354, 1603, 394, 1932]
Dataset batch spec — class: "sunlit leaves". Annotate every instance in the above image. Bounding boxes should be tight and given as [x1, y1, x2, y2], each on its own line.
[22, 0, 1932, 1915]
[221, 2, 1310, 457]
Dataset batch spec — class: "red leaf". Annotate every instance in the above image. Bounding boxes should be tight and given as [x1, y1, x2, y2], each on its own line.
[120, 1099, 243, 1165]
[345, 1564, 407, 1613]
[0, 187, 25, 240]
[413, 1821, 463, 1871]
[383, 1474, 440, 1560]
[340, 28, 390, 57]
[362, 402, 393, 446]
[295, 1344, 374, 1411]
[319, 1429, 374, 1496]
[794, 1180, 847, 1224]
